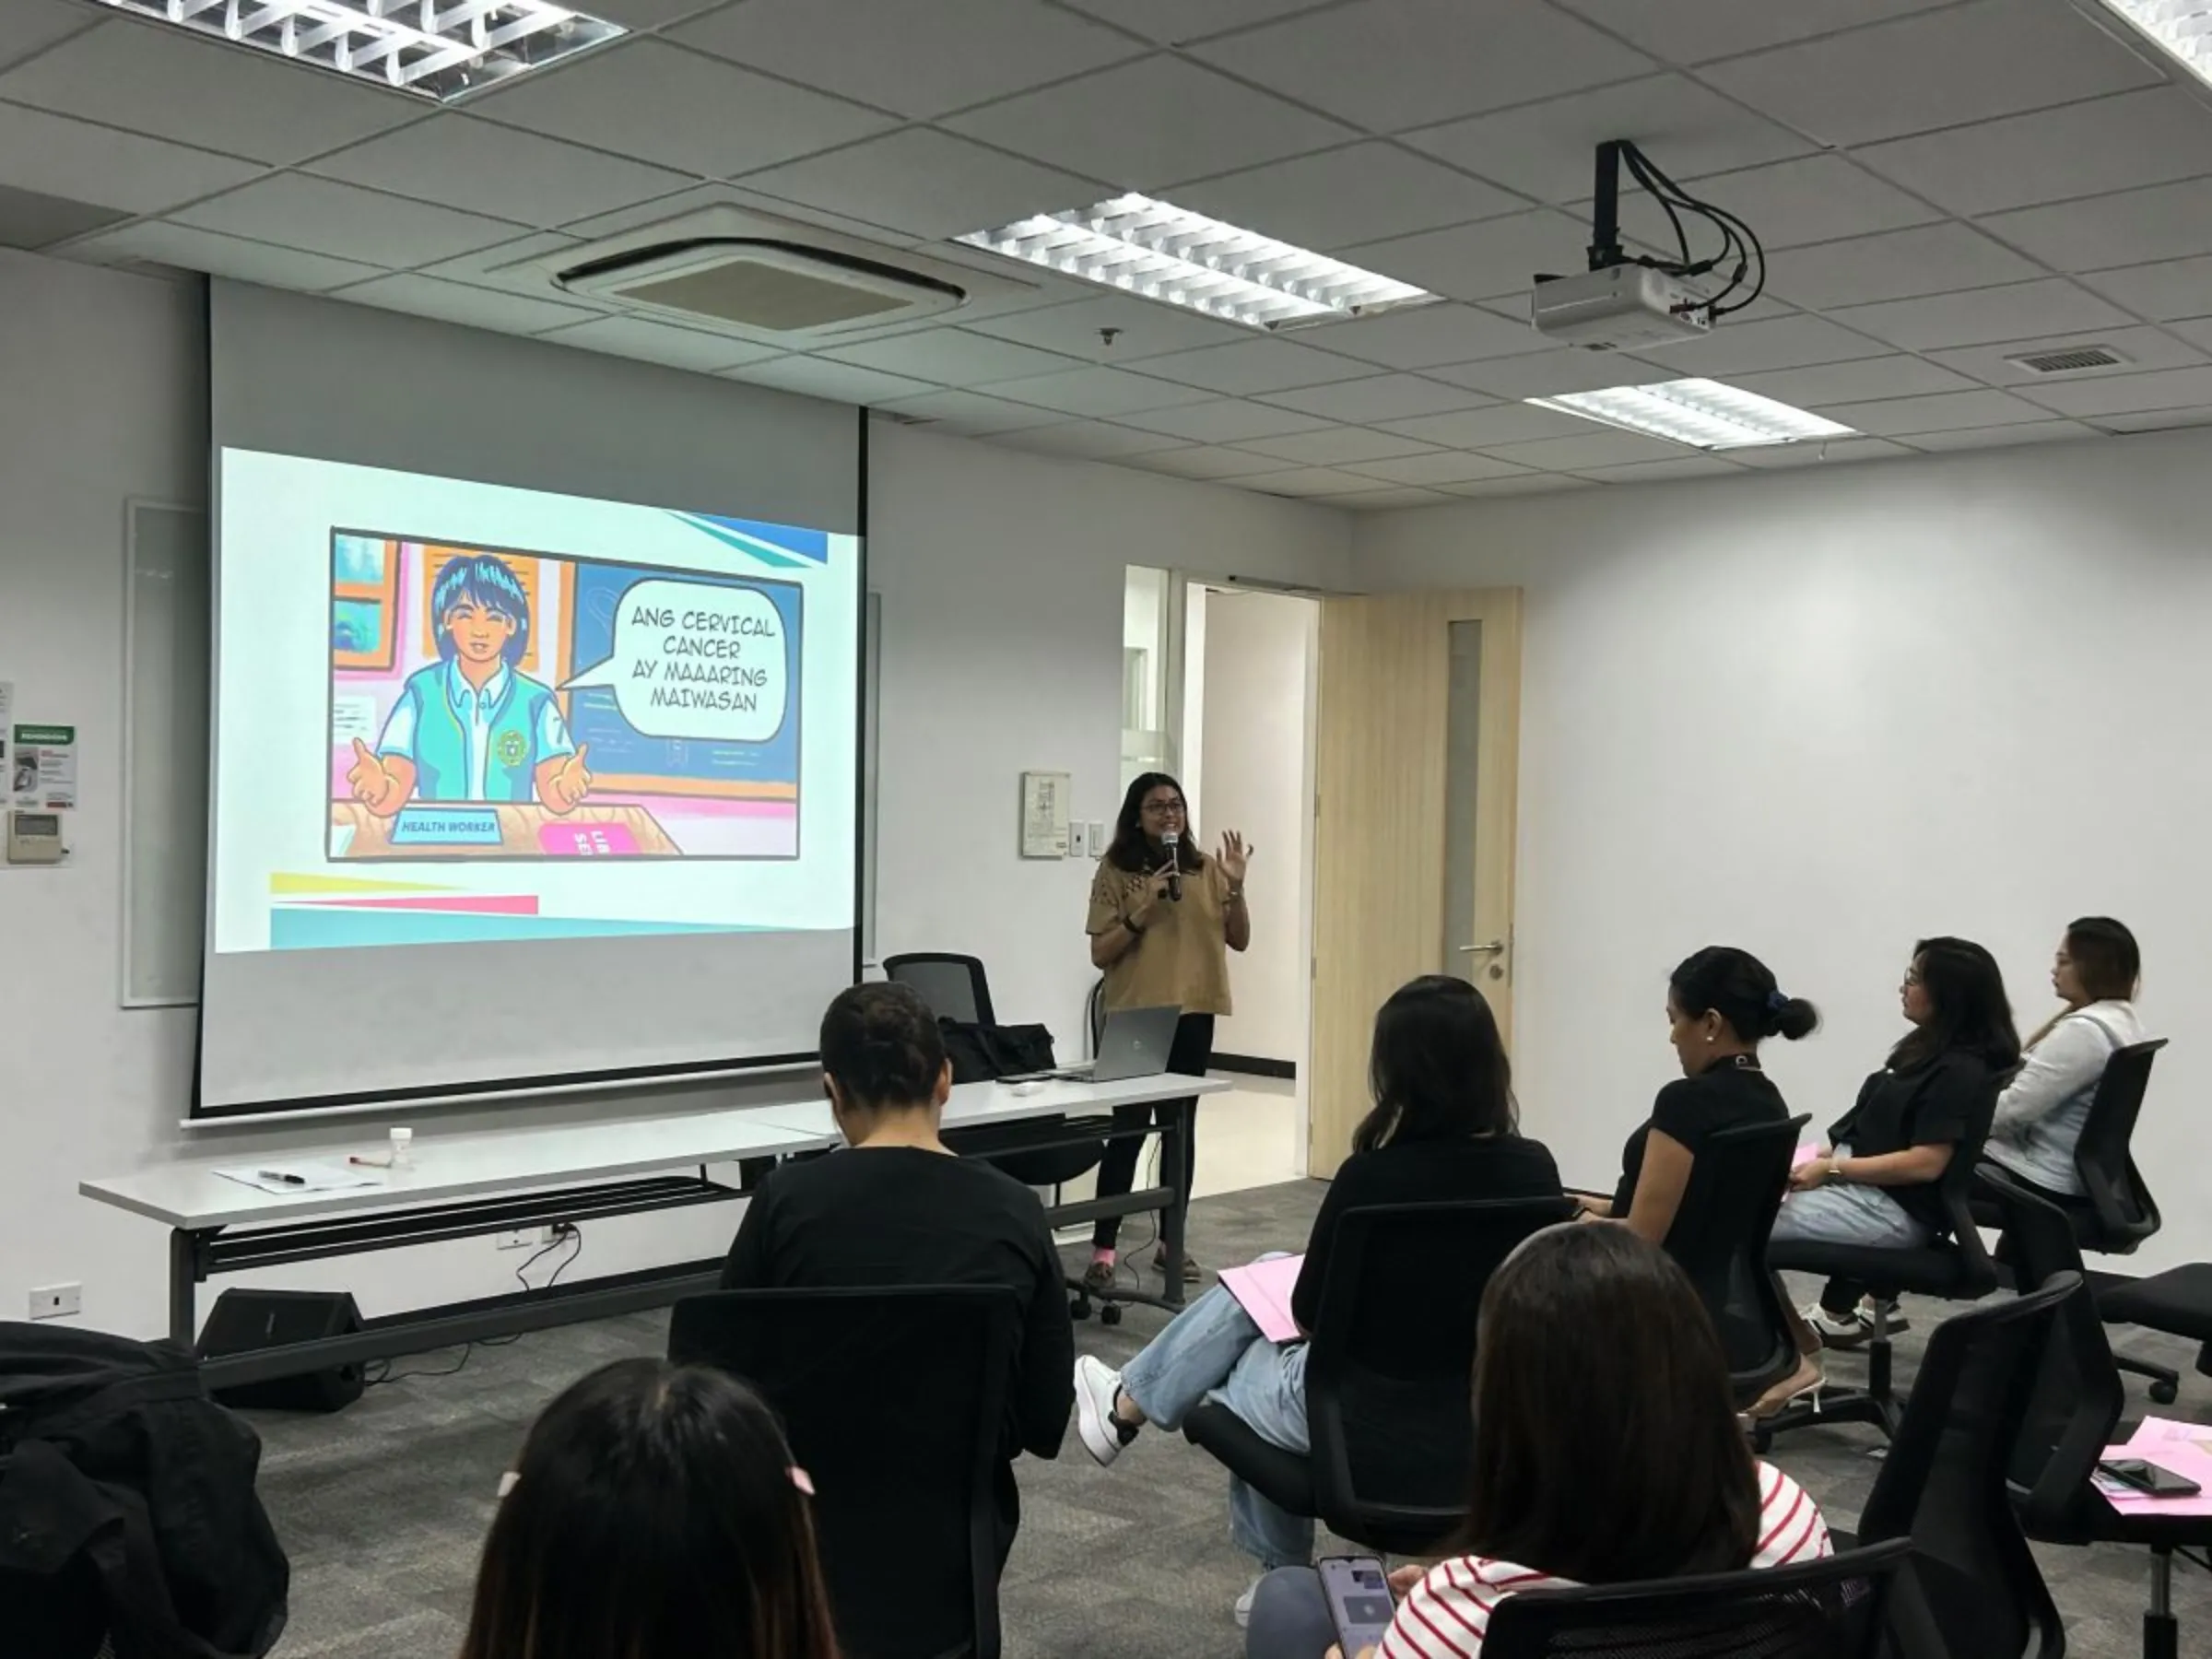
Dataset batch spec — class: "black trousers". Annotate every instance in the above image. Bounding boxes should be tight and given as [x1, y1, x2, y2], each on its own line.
[1091, 1012, 1215, 1251]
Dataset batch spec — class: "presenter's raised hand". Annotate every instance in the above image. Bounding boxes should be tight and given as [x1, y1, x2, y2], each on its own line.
[347, 737, 404, 817]
[541, 743, 594, 816]
[1217, 830, 1253, 885]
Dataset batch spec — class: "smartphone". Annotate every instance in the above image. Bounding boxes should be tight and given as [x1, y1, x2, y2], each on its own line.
[2097, 1457, 2203, 1498]
[1319, 1555, 1397, 1655]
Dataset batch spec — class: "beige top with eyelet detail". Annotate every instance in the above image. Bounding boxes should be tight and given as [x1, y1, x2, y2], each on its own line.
[1085, 854, 1234, 1018]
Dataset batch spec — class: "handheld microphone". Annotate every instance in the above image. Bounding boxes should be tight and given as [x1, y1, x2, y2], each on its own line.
[1162, 830, 1182, 902]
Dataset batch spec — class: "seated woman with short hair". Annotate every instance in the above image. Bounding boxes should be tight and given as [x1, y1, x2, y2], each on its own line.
[1244, 1225, 1831, 1659]
[1983, 916, 2145, 1204]
[459, 1358, 841, 1659]
[1072, 975, 1563, 1621]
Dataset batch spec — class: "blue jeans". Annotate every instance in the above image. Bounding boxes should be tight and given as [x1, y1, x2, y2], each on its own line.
[1245, 1567, 1335, 1658]
[1770, 1146, 1930, 1250]
[1120, 1264, 1312, 1570]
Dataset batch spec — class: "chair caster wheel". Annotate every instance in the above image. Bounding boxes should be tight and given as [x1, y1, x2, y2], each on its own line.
[1070, 1296, 1092, 1321]
[2151, 1379, 2179, 1406]
[1100, 1304, 1123, 1327]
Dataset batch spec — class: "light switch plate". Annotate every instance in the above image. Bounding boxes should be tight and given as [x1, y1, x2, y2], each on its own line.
[1088, 820, 1106, 858]
[1068, 821, 1089, 859]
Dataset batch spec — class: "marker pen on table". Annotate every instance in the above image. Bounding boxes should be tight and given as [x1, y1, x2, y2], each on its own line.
[257, 1170, 307, 1186]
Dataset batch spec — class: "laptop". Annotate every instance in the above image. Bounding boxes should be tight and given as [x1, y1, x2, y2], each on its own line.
[1002, 1004, 1182, 1085]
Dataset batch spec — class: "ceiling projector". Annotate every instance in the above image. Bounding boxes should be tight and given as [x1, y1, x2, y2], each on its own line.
[1531, 265, 1712, 352]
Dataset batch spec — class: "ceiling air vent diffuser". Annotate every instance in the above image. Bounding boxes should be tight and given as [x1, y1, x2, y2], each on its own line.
[559, 240, 965, 337]
[2004, 345, 2130, 375]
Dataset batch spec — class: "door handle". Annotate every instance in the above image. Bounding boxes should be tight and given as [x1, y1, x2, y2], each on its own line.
[1457, 940, 1505, 955]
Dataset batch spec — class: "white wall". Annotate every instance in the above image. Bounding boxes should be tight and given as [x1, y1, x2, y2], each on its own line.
[0, 245, 1353, 1340]
[1358, 433, 2212, 1270]
[1198, 588, 1312, 1068]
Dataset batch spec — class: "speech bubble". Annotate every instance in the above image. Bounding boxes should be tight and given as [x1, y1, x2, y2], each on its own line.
[560, 578, 789, 744]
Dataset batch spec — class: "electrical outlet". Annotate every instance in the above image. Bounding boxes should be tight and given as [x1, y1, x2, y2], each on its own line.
[496, 1230, 534, 1250]
[29, 1283, 80, 1320]
[540, 1226, 562, 1245]
[1068, 821, 1089, 859]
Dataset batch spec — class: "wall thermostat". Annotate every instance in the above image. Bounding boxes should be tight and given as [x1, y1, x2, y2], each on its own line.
[7, 810, 65, 864]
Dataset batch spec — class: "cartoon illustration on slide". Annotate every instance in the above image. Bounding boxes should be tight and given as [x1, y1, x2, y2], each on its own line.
[327, 531, 803, 862]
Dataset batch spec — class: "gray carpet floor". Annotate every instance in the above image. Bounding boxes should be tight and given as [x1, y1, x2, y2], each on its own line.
[242, 1180, 2212, 1657]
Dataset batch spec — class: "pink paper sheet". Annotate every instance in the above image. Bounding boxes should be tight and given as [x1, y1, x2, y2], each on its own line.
[1794, 1143, 1822, 1170]
[2098, 1418, 2212, 1516]
[1220, 1254, 1305, 1344]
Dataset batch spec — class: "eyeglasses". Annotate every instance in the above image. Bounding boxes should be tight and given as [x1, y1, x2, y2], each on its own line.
[1140, 799, 1185, 817]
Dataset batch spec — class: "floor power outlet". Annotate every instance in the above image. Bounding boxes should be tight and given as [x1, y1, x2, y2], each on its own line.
[29, 1283, 82, 1320]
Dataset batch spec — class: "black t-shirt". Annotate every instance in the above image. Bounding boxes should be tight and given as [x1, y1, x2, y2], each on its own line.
[1292, 1133, 1565, 1333]
[1611, 1056, 1789, 1218]
[720, 1147, 1075, 1489]
[1829, 1049, 1999, 1233]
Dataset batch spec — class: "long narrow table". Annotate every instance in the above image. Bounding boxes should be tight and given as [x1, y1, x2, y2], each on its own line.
[81, 1073, 1228, 1387]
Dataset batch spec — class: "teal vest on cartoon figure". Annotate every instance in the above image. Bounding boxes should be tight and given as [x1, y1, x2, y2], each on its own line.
[402, 664, 552, 804]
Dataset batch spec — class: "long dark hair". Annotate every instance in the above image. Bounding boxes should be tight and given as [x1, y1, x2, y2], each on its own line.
[1103, 771, 1204, 874]
[1459, 1225, 1760, 1583]
[1891, 935, 2020, 1075]
[2065, 916, 2140, 1004]
[1670, 947, 1819, 1044]
[1353, 975, 1515, 1154]
[459, 1359, 841, 1659]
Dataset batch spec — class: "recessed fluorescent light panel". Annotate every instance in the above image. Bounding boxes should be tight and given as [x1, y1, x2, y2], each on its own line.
[2088, 2, 2212, 87]
[94, 0, 623, 101]
[1530, 378, 1855, 450]
[957, 194, 1441, 331]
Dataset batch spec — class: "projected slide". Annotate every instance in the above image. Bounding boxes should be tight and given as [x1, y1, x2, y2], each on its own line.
[213, 450, 860, 955]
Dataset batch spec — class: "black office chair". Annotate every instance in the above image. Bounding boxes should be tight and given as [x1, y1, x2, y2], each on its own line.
[1482, 1540, 1913, 1659]
[1841, 1271, 2080, 1659]
[1662, 1115, 1808, 1410]
[1988, 1168, 2212, 1659]
[1182, 1196, 1571, 1556]
[2067, 1039, 2183, 1400]
[1764, 1109, 2001, 1441]
[669, 1286, 1019, 1659]
[882, 951, 998, 1026]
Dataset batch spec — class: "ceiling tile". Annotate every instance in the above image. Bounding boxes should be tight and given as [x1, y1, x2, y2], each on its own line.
[1437, 473, 1594, 496]
[586, 0, 729, 23]
[476, 40, 894, 178]
[1375, 403, 1599, 447]
[542, 314, 782, 371]
[962, 293, 1254, 361]
[1549, 0, 1954, 65]
[819, 328, 1081, 387]
[1698, 0, 2161, 148]
[1171, 143, 1522, 253]
[414, 230, 585, 288]
[1727, 356, 1980, 406]
[1131, 445, 1304, 479]
[1577, 455, 1748, 483]
[2093, 406, 2212, 433]
[1193, 0, 1653, 134]
[1616, 154, 1943, 254]
[2164, 318, 2212, 355]
[1818, 388, 2053, 435]
[1483, 430, 1692, 470]
[733, 358, 938, 405]
[1766, 222, 2044, 311]
[2082, 256, 2212, 323]
[1926, 326, 2207, 386]
[1855, 88, 2212, 218]
[945, 55, 1353, 189]
[2016, 364, 2212, 418]
[1235, 427, 1440, 465]
[1300, 303, 1549, 371]
[0, 101, 262, 216]
[870, 389, 1068, 434]
[1830, 280, 2135, 351]
[1134, 337, 1375, 395]
[1727, 435, 1917, 467]
[552, 178, 924, 253]
[1632, 313, 1891, 375]
[0, 185, 125, 250]
[0, 19, 417, 164]
[991, 421, 1188, 460]
[1406, 74, 1809, 205]
[1334, 486, 1458, 510]
[672, 0, 1139, 118]
[1983, 178, 2212, 275]
[173, 175, 523, 267]
[307, 115, 690, 229]
[1244, 466, 1397, 498]
[1059, 0, 1338, 44]
[1342, 451, 1535, 486]
[1257, 373, 1490, 422]
[738, 128, 1099, 241]
[1902, 420, 2102, 451]
[975, 363, 1215, 417]
[1342, 210, 1595, 302]
[0, 0, 100, 72]
[1427, 350, 1677, 401]
[327, 274, 600, 335]
[61, 219, 384, 291]
[1117, 399, 1335, 442]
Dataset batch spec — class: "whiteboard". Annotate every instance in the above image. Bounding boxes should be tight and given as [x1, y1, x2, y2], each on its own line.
[122, 501, 209, 1007]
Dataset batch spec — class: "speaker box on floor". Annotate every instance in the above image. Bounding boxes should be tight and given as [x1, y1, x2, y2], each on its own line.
[199, 1288, 367, 1414]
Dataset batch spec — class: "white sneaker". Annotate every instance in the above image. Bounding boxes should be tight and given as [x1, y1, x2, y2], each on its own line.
[1075, 1354, 1135, 1467]
[1235, 1576, 1262, 1629]
[1802, 1301, 1874, 1348]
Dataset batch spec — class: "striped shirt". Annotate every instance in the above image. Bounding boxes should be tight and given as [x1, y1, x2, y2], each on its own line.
[1378, 1463, 1831, 1659]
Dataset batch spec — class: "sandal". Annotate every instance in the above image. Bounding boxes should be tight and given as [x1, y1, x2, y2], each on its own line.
[1151, 1245, 1203, 1280]
[1746, 1354, 1826, 1421]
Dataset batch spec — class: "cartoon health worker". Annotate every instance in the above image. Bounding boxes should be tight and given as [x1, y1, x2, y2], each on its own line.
[347, 553, 594, 817]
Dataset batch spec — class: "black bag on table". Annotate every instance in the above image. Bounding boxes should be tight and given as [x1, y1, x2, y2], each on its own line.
[937, 1019, 1112, 1188]
[937, 1017, 1056, 1085]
